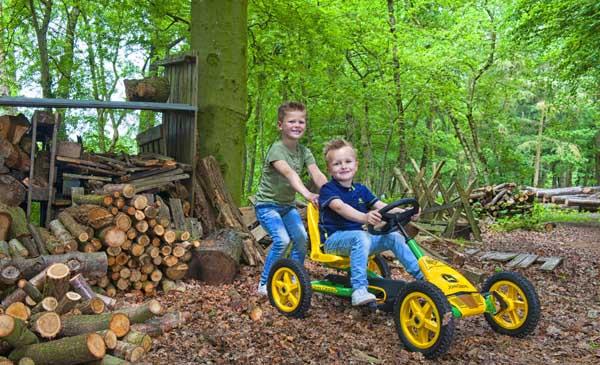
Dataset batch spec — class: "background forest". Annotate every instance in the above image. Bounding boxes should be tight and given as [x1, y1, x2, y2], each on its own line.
[1, 0, 598, 203]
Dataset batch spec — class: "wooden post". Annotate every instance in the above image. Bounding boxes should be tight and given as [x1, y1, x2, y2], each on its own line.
[26, 112, 38, 221]
[45, 113, 60, 227]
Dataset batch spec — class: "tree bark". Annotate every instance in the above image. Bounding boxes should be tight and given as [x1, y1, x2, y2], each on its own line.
[8, 333, 105, 365]
[0, 175, 26, 207]
[188, 229, 242, 284]
[115, 299, 162, 324]
[191, 0, 248, 205]
[64, 205, 113, 230]
[48, 220, 78, 252]
[58, 211, 90, 243]
[0, 251, 107, 281]
[60, 313, 130, 338]
[0, 315, 38, 347]
[130, 311, 191, 337]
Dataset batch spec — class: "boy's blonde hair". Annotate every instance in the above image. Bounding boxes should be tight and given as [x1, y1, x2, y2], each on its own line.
[323, 139, 356, 163]
[278, 101, 306, 122]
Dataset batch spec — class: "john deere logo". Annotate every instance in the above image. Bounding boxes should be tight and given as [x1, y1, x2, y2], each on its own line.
[358, 198, 364, 204]
[442, 274, 458, 283]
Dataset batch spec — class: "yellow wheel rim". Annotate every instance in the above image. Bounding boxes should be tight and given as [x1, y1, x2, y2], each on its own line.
[399, 292, 441, 349]
[368, 259, 382, 276]
[271, 267, 302, 313]
[489, 280, 529, 330]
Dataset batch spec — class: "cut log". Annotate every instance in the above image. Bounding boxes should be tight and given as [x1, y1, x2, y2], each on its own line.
[77, 297, 106, 315]
[55, 291, 82, 315]
[60, 313, 130, 338]
[7, 332, 105, 365]
[112, 340, 144, 362]
[97, 330, 117, 350]
[72, 194, 113, 207]
[114, 213, 131, 232]
[98, 226, 126, 248]
[0, 315, 38, 347]
[130, 195, 148, 210]
[169, 198, 186, 230]
[0, 204, 27, 238]
[27, 223, 48, 256]
[124, 77, 170, 103]
[0, 114, 30, 145]
[2, 269, 48, 308]
[130, 311, 191, 337]
[188, 229, 242, 285]
[0, 213, 10, 241]
[0, 265, 20, 286]
[17, 237, 38, 258]
[31, 297, 58, 315]
[100, 184, 135, 199]
[31, 311, 61, 339]
[0, 241, 9, 259]
[64, 205, 113, 230]
[43, 263, 70, 300]
[5, 303, 30, 321]
[0, 138, 21, 171]
[87, 353, 131, 365]
[37, 228, 63, 254]
[165, 263, 188, 281]
[57, 141, 81, 159]
[17, 279, 42, 303]
[48, 220, 77, 252]
[122, 330, 151, 352]
[58, 211, 90, 243]
[115, 300, 162, 324]
[7, 239, 28, 258]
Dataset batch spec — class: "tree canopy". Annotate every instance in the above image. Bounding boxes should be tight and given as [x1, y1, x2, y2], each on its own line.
[1, 0, 598, 202]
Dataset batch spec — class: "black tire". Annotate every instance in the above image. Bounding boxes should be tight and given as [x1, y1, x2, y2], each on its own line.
[369, 254, 392, 278]
[267, 258, 312, 318]
[394, 281, 455, 359]
[482, 271, 540, 337]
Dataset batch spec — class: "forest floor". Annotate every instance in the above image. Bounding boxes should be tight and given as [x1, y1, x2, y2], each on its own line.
[136, 223, 600, 365]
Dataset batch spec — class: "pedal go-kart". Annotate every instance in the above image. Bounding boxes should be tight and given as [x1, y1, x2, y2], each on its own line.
[266, 198, 541, 359]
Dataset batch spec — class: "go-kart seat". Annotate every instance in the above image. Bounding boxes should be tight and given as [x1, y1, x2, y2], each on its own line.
[306, 202, 351, 268]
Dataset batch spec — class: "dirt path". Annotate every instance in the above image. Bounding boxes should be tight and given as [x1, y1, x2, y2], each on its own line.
[138, 224, 600, 364]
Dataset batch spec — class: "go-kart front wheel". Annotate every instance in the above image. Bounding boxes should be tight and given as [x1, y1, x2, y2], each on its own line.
[482, 271, 540, 337]
[267, 258, 312, 318]
[394, 281, 455, 359]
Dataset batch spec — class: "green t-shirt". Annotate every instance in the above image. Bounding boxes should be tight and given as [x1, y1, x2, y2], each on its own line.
[255, 140, 316, 205]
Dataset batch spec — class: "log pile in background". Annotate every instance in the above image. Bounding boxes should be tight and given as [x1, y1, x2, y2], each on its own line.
[0, 114, 33, 208]
[0, 260, 189, 364]
[525, 185, 600, 211]
[469, 183, 535, 218]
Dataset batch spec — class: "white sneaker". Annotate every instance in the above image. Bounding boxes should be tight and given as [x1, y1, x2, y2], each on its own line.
[352, 287, 376, 306]
[257, 283, 267, 296]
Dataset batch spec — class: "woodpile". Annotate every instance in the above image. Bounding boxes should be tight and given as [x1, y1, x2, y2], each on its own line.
[525, 186, 600, 211]
[0, 114, 32, 208]
[469, 183, 535, 218]
[0, 260, 188, 364]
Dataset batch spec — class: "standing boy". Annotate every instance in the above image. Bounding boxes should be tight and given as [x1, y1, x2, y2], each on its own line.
[255, 101, 328, 295]
[318, 139, 424, 306]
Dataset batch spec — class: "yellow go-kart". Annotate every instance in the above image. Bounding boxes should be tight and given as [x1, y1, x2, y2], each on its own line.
[267, 198, 541, 359]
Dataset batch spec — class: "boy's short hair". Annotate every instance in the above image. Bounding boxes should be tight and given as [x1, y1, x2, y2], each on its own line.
[278, 101, 306, 121]
[323, 139, 356, 163]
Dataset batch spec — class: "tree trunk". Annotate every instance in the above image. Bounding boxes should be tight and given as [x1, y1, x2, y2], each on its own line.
[533, 105, 546, 187]
[8, 333, 105, 365]
[188, 229, 242, 284]
[191, 0, 248, 205]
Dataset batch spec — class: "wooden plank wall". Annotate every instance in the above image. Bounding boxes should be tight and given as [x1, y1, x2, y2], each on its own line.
[162, 53, 197, 165]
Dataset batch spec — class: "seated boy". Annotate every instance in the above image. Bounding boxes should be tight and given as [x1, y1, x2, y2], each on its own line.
[318, 139, 424, 306]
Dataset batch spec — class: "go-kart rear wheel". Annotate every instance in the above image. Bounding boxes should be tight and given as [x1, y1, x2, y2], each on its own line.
[368, 254, 391, 278]
[267, 258, 312, 318]
[394, 281, 454, 359]
[482, 271, 540, 337]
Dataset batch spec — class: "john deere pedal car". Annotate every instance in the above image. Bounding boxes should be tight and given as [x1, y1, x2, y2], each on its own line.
[266, 198, 541, 359]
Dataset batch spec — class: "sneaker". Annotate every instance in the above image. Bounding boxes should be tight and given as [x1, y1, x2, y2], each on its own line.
[351, 287, 376, 306]
[257, 283, 267, 296]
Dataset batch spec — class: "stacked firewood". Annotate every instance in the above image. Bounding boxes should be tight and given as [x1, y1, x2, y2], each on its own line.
[0, 260, 189, 364]
[0, 114, 33, 210]
[55, 188, 200, 296]
[525, 186, 600, 211]
[470, 183, 535, 218]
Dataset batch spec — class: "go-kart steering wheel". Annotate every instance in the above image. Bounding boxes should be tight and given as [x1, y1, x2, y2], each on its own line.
[367, 198, 419, 236]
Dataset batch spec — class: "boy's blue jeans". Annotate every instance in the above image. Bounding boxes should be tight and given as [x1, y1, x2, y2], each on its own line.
[324, 230, 423, 290]
[256, 203, 308, 286]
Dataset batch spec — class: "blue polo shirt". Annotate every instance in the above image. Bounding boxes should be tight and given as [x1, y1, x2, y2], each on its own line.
[318, 179, 379, 241]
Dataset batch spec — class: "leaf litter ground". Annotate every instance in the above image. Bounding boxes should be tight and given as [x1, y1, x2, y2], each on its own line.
[138, 223, 599, 364]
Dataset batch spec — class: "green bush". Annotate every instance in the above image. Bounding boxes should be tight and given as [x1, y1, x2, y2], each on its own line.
[491, 202, 599, 232]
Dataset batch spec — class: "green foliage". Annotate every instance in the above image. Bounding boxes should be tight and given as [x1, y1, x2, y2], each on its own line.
[491, 202, 599, 232]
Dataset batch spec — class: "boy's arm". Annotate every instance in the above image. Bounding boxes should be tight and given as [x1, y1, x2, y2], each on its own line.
[272, 160, 318, 204]
[328, 198, 382, 225]
[306, 163, 328, 189]
[371, 200, 421, 221]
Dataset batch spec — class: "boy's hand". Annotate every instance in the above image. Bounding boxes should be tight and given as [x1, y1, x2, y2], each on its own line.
[410, 208, 421, 222]
[305, 192, 319, 207]
[365, 210, 382, 225]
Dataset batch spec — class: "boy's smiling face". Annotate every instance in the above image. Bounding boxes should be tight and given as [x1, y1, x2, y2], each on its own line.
[278, 110, 307, 142]
[326, 146, 358, 187]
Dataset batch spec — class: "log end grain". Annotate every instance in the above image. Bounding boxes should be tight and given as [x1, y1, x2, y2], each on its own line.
[87, 332, 107, 359]
[34, 311, 61, 338]
[109, 313, 131, 338]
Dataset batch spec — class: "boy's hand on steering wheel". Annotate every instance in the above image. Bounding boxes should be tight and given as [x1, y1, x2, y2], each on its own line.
[410, 208, 421, 222]
[365, 210, 382, 225]
[305, 192, 319, 207]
